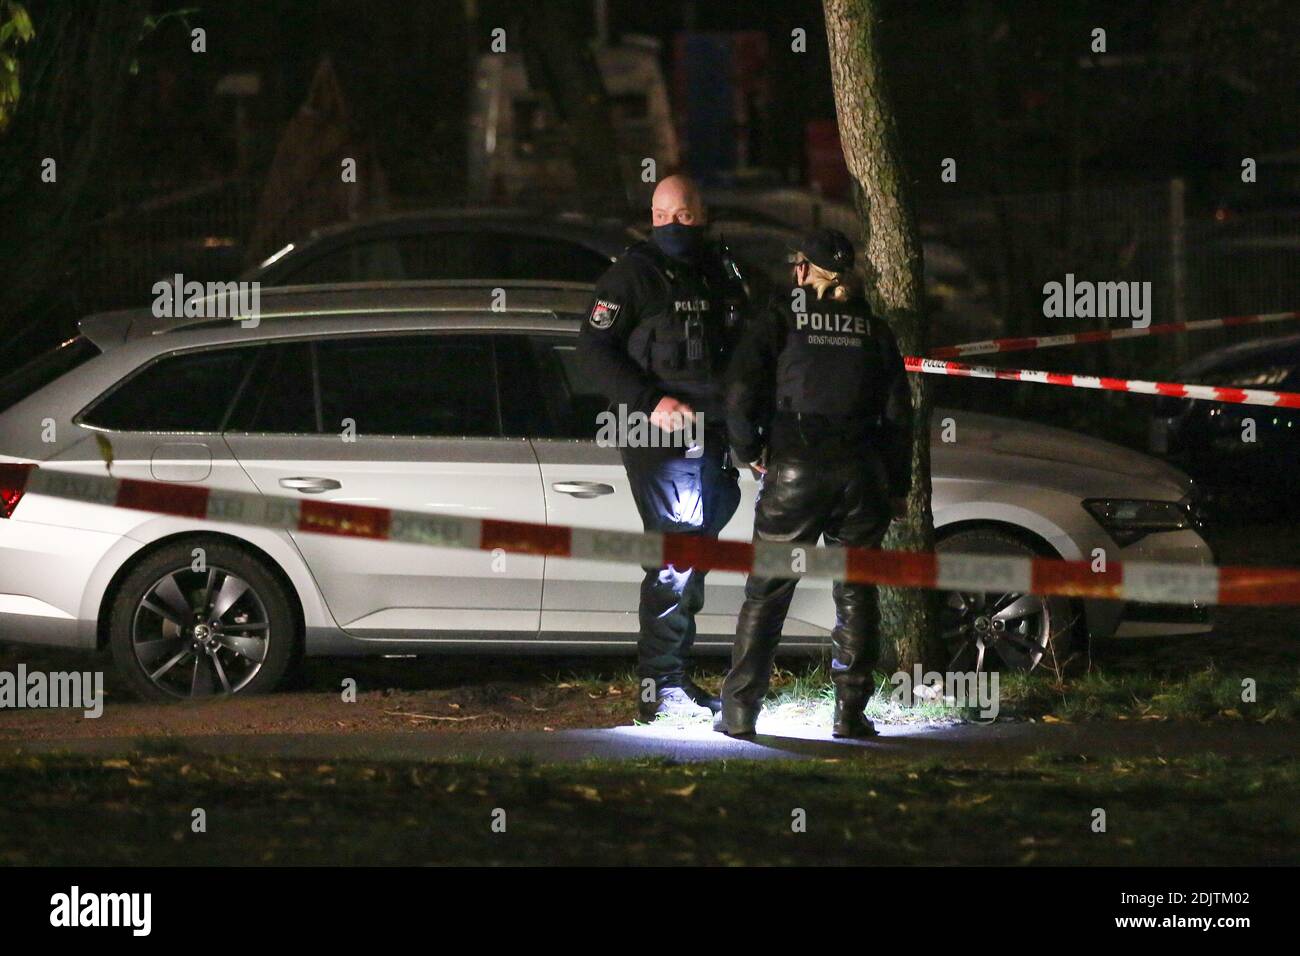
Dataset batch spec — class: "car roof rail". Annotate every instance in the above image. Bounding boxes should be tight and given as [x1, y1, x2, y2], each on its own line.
[79, 280, 596, 347]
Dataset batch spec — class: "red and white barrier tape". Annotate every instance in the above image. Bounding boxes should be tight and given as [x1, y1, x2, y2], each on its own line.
[905, 356, 1300, 409]
[19, 468, 1300, 607]
[929, 310, 1300, 359]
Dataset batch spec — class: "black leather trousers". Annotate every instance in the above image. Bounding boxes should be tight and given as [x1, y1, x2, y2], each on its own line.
[721, 452, 892, 722]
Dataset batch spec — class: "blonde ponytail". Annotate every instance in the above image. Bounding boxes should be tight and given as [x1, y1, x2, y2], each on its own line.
[806, 261, 861, 302]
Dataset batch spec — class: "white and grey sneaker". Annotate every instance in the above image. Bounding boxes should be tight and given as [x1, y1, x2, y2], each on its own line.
[639, 686, 713, 720]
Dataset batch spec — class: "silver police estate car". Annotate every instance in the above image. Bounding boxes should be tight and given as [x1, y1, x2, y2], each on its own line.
[0, 281, 1212, 700]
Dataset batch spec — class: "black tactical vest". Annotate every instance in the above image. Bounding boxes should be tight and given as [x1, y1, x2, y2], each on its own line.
[774, 292, 890, 421]
[623, 242, 744, 391]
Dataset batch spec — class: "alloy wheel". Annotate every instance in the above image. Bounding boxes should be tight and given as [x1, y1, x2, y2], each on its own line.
[940, 588, 1052, 672]
[131, 565, 270, 699]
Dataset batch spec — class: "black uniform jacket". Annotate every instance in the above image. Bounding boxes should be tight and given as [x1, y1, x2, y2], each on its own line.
[725, 286, 913, 498]
[577, 240, 746, 430]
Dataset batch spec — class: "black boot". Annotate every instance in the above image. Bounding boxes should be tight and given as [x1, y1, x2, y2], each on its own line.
[829, 610, 880, 739]
[717, 583, 793, 736]
[832, 695, 878, 738]
[713, 702, 758, 737]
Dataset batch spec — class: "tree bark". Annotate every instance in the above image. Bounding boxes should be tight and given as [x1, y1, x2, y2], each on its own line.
[822, 0, 941, 672]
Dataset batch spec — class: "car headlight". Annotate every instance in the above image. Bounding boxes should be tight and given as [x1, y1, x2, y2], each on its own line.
[1083, 498, 1192, 546]
[1202, 365, 1294, 389]
[1226, 366, 1293, 389]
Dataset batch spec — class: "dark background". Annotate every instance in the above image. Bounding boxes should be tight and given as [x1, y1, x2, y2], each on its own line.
[2, 0, 1298, 466]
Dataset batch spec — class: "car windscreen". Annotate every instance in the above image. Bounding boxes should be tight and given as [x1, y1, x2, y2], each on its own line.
[0, 336, 101, 415]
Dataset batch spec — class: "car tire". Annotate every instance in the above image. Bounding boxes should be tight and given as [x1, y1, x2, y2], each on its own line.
[936, 527, 1078, 673]
[108, 538, 298, 702]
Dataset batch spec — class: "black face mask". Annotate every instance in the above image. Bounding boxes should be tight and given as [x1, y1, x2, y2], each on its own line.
[652, 222, 707, 262]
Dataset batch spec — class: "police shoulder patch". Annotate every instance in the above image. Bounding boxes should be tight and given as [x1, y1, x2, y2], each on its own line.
[589, 299, 621, 329]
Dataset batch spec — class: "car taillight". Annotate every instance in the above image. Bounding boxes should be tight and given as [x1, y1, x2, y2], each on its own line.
[0, 463, 36, 518]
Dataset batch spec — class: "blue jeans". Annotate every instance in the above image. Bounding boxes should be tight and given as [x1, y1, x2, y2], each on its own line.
[621, 440, 740, 688]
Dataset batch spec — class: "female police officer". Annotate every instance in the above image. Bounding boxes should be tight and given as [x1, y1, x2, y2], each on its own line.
[718, 228, 912, 738]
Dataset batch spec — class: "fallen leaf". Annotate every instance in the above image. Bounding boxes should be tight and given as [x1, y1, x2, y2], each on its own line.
[94, 433, 115, 474]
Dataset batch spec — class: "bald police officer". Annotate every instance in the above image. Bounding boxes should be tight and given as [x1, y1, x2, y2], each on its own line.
[718, 228, 912, 738]
[578, 174, 749, 720]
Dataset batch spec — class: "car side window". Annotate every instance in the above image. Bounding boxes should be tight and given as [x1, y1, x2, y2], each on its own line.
[396, 232, 500, 279]
[497, 236, 611, 282]
[284, 240, 406, 284]
[518, 333, 608, 439]
[495, 336, 557, 438]
[315, 334, 500, 437]
[80, 346, 256, 433]
[225, 342, 318, 433]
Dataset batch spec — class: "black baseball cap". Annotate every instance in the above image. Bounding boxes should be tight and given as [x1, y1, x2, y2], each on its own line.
[790, 227, 856, 272]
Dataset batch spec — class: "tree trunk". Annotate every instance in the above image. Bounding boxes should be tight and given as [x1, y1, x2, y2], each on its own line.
[0, 0, 147, 351]
[822, 0, 941, 672]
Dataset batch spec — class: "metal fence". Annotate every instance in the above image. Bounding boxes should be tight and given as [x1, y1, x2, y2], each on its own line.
[716, 181, 1299, 446]
[722, 182, 1299, 372]
[935, 184, 1300, 367]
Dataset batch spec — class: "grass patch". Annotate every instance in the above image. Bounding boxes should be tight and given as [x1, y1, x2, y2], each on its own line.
[994, 665, 1300, 723]
[1, 749, 1295, 866]
[550, 659, 1300, 728]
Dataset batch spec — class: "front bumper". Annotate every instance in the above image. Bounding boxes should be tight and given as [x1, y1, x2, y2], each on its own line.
[1084, 527, 1216, 640]
[1112, 600, 1212, 637]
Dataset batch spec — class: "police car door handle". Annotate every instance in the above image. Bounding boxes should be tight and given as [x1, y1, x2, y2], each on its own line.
[279, 477, 342, 494]
[552, 481, 615, 499]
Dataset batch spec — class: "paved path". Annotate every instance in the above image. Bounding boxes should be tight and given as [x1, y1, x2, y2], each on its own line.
[9, 720, 1295, 764]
